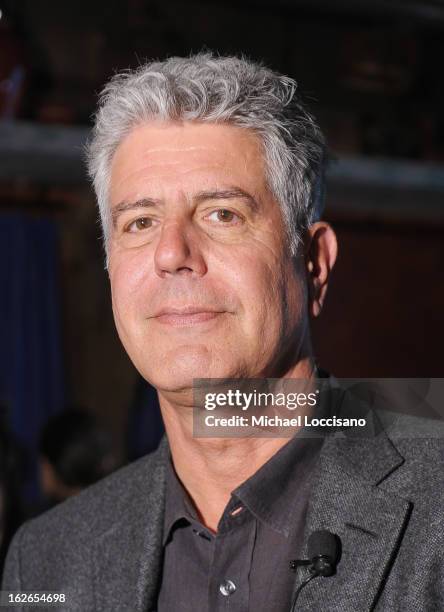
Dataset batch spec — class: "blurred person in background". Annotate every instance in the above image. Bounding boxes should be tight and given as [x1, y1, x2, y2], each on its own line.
[38, 409, 120, 509]
[0, 406, 24, 577]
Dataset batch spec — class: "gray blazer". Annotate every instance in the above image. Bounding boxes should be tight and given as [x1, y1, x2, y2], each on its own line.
[2, 411, 444, 611]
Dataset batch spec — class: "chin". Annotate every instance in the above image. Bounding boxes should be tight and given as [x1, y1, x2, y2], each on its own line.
[138, 345, 242, 393]
[140, 347, 213, 392]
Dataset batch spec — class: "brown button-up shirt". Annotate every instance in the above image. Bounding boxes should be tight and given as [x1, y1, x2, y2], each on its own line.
[157, 431, 324, 611]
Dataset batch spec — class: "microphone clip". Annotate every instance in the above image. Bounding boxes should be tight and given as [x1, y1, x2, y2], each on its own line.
[289, 559, 311, 571]
[289, 554, 336, 577]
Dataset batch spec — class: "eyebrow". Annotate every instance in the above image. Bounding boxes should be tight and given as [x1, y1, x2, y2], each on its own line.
[111, 197, 161, 227]
[194, 188, 259, 212]
[111, 187, 259, 227]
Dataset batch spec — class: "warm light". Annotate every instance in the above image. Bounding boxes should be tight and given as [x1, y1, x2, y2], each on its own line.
[0, 9, 3, 20]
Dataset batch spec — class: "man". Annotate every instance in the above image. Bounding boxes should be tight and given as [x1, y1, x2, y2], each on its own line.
[2, 53, 443, 611]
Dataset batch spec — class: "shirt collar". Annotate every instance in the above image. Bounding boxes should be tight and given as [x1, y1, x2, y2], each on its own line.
[163, 456, 202, 546]
[163, 432, 324, 543]
[231, 432, 323, 537]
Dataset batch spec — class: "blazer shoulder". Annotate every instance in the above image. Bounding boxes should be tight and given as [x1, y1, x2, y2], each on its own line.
[2, 440, 168, 595]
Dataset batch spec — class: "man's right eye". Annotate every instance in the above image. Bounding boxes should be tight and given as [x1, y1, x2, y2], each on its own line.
[126, 217, 153, 232]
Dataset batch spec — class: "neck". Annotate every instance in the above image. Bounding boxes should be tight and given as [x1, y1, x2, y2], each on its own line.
[158, 355, 316, 532]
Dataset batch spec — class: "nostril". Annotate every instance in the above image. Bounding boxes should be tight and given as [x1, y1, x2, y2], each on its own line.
[177, 267, 193, 273]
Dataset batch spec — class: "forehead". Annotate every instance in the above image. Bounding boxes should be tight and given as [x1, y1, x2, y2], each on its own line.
[109, 121, 268, 204]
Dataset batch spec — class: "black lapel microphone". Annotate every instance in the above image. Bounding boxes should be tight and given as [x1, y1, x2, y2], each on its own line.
[289, 529, 341, 611]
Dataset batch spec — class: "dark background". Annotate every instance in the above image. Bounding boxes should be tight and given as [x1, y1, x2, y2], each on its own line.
[1, 0, 443, 466]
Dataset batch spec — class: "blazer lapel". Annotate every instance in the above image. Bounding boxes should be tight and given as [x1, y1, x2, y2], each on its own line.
[294, 420, 411, 611]
[93, 439, 169, 612]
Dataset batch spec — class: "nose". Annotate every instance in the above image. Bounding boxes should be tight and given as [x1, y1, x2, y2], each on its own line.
[154, 220, 207, 278]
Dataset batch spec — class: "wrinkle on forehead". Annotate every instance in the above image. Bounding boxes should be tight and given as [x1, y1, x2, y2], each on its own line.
[111, 163, 236, 198]
[112, 141, 254, 172]
[111, 122, 263, 170]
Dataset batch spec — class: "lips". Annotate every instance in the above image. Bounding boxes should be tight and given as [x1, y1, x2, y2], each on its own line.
[154, 306, 221, 316]
[150, 306, 226, 326]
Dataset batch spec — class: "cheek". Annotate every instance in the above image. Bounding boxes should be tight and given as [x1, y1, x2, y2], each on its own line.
[231, 253, 286, 328]
[237, 254, 306, 340]
[109, 247, 154, 326]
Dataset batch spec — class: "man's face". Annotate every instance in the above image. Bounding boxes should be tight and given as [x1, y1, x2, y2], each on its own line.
[108, 121, 308, 392]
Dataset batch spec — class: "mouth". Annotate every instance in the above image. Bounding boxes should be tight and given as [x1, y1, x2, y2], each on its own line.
[150, 306, 227, 327]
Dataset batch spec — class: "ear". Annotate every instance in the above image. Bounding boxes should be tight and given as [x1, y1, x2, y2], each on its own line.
[304, 222, 338, 318]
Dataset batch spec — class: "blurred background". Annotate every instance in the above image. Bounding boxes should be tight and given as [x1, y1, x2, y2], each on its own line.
[0, 0, 443, 570]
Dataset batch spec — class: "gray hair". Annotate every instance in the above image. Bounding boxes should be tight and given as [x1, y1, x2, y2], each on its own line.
[87, 52, 327, 256]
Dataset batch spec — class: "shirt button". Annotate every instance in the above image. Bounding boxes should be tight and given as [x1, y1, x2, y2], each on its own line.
[219, 579, 236, 596]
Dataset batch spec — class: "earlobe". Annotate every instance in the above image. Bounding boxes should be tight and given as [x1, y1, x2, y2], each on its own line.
[309, 273, 323, 318]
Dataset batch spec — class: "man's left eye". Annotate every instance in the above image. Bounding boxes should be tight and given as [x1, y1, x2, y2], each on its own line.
[207, 209, 242, 224]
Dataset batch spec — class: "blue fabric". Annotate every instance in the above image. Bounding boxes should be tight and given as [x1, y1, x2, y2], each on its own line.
[127, 377, 164, 461]
[0, 214, 64, 502]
